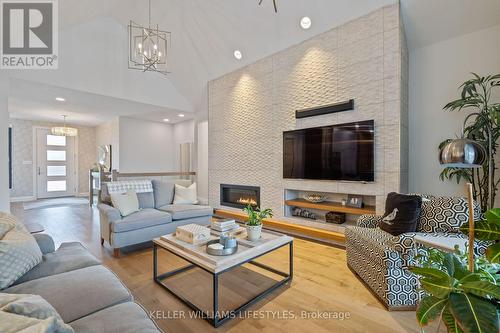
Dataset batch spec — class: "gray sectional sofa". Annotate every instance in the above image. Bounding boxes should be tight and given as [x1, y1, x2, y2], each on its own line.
[3, 233, 161, 333]
[98, 179, 212, 256]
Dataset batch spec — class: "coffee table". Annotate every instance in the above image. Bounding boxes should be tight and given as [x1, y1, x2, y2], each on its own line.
[153, 228, 293, 327]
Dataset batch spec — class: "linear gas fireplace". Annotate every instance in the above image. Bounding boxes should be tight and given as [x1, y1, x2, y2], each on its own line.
[220, 184, 261, 209]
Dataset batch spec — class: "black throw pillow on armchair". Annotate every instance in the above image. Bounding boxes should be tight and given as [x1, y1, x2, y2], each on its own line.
[379, 192, 422, 236]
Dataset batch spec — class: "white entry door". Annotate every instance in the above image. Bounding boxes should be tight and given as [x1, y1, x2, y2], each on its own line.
[36, 128, 77, 198]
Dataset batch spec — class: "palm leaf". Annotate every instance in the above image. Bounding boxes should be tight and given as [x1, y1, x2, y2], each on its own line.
[409, 266, 451, 280]
[486, 242, 500, 264]
[449, 293, 499, 333]
[460, 220, 500, 241]
[421, 276, 454, 299]
[416, 296, 447, 326]
[442, 305, 465, 333]
[461, 280, 500, 299]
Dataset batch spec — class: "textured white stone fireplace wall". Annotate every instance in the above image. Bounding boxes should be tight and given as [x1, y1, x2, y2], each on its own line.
[208, 3, 408, 228]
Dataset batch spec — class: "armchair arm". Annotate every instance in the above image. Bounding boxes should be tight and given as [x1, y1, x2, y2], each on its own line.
[98, 203, 121, 223]
[356, 215, 383, 228]
[98, 203, 122, 246]
[33, 233, 55, 254]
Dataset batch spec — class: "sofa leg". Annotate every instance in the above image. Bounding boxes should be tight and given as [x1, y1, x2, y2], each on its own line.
[113, 248, 120, 257]
[100, 238, 104, 246]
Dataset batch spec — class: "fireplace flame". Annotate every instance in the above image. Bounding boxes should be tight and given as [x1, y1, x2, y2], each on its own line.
[237, 197, 257, 206]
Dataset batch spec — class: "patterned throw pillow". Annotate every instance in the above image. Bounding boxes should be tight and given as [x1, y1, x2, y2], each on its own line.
[417, 196, 482, 233]
[0, 214, 43, 289]
[0, 293, 74, 333]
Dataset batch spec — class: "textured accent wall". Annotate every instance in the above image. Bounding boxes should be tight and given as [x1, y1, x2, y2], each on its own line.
[9, 118, 96, 198]
[208, 4, 408, 230]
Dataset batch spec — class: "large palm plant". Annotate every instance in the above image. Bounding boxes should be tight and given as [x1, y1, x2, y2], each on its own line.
[439, 73, 500, 211]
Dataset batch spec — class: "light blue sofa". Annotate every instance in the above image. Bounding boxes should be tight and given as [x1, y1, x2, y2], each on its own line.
[98, 179, 212, 256]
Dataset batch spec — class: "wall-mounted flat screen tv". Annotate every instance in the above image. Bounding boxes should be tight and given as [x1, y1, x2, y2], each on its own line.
[283, 120, 374, 181]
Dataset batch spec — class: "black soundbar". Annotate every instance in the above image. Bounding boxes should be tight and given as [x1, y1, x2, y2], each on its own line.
[295, 99, 354, 119]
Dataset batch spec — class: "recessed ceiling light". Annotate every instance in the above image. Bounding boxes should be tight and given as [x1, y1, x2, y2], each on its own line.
[163, 118, 170, 122]
[178, 114, 185, 118]
[55, 97, 66, 102]
[300, 16, 312, 30]
[233, 50, 242, 60]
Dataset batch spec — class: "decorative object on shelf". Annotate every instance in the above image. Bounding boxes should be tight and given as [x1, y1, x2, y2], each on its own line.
[325, 211, 345, 224]
[438, 73, 500, 211]
[292, 207, 316, 220]
[258, 0, 277, 13]
[175, 223, 210, 245]
[295, 99, 354, 119]
[51, 115, 78, 137]
[97, 145, 112, 171]
[128, 0, 171, 74]
[303, 193, 327, 203]
[346, 194, 363, 208]
[243, 204, 273, 241]
[206, 239, 238, 256]
[341, 199, 347, 206]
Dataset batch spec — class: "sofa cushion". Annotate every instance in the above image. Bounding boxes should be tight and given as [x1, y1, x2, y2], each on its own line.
[157, 204, 212, 220]
[418, 196, 482, 233]
[0, 222, 43, 290]
[0, 293, 74, 333]
[69, 302, 160, 333]
[152, 180, 175, 208]
[137, 192, 155, 209]
[111, 209, 172, 232]
[13, 242, 100, 286]
[110, 190, 140, 217]
[379, 192, 422, 236]
[173, 183, 198, 205]
[4, 265, 132, 323]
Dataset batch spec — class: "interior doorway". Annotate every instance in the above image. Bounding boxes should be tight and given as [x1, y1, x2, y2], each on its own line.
[35, 128, 77, 199]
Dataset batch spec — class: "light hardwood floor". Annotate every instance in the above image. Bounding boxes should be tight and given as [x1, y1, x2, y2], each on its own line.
[12, 202, 422, 333]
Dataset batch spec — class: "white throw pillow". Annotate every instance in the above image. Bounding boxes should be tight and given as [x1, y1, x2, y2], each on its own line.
[110, 190, 140, 217]
[0, 213, 43, 290]
[173, 183, 198, 205]
[0, 293, 74, 333]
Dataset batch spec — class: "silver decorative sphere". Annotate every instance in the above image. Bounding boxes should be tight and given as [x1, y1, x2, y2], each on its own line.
[439, 138, 486, 168]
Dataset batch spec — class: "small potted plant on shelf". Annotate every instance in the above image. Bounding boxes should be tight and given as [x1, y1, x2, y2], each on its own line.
[243, 204, 273, 241]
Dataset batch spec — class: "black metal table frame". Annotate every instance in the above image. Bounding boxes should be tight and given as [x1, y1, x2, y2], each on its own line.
[153, 240, 293, 327]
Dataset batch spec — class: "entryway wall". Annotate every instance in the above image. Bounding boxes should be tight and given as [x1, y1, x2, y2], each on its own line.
[9, 118, 96, 201]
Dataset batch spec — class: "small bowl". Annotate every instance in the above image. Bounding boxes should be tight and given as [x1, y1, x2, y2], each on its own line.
[206, 239, 238, 256]
[303, 194, 327, 203]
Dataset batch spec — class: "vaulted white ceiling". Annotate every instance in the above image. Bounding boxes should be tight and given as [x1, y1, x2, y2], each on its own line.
[8, 0, 500, 125]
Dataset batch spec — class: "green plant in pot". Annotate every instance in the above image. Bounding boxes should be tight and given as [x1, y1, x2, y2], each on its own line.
[243, 205, 273, 241]
[409, 208, 500, 333]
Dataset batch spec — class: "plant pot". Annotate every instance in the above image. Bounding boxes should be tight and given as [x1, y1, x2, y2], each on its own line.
[246, 224, 262, 241]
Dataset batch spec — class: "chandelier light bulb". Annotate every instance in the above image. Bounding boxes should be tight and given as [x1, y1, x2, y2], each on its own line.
[138, 43, 142, 49]
[158, 51, 162, 57]
[154, 44, 158, 50]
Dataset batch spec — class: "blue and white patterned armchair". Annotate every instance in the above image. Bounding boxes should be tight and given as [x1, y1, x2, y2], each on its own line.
[345, 195, 488, 310]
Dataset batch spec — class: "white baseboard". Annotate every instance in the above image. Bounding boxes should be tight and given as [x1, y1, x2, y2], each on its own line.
[10, 196, 36, 203]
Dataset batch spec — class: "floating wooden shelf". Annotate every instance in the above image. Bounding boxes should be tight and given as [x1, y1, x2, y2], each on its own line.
[214, 209, 346, 243]
[285, 198, 376, 215]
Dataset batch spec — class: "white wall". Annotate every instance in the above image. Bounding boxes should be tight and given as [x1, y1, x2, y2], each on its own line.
[118, 117, 176, 173]
[197, 121, 209, 203]
[0, 78, 9, 212]
[409, 24, 500, 201]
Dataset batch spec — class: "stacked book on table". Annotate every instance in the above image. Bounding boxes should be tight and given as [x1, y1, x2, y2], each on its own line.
[211, 219, 239, 232]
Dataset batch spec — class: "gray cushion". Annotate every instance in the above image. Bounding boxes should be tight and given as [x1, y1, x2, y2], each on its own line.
[137, 192, 155, 209]
[4, 265, 132, 323]
[152, 180, 175, 208]
[111, 209, 172, 232]
[100, 183, 112, 205]
[157, 204, 212, 220]
[13, 242, 101, 286]
[70, 302, 160, 332]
